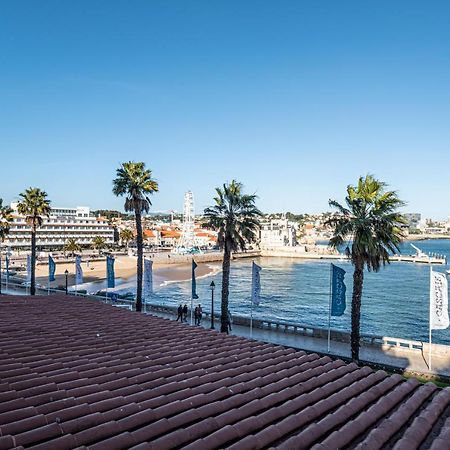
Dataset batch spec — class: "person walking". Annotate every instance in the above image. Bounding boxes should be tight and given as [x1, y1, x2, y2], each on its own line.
[194, 306, 199, 326]
[227, 309, 233, 332]
[176, 304, 183, 322]
[197, 304, 203, 326]
[182, 304, 188, 323]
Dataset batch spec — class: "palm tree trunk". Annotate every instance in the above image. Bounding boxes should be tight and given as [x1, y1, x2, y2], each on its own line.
[31, 228, 36, 296]
[221, 242, 231, 333]
[351, 258, 364, 362]
[135, 208, 143, 312]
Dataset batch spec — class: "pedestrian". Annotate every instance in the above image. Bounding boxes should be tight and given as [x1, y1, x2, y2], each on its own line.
[194, 306, 199, 326]
[227, 309, 233, 332]
[176, 304, 183, 322]
[197, 304, 203, 326]
[182, 304, 188, 322]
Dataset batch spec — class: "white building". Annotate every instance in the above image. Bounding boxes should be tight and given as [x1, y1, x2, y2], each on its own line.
[4, 204, 115, 250]
[259, 218, 297, 249]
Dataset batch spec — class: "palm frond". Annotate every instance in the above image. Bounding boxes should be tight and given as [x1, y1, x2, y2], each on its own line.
[203, 180, 262, 252]
[328, 175, 405, 271]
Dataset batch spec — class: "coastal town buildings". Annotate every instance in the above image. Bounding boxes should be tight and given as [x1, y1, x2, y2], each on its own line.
[259, 217, 298, 249]
[4, 203, 115, 250]
[403, 213, 421, 231]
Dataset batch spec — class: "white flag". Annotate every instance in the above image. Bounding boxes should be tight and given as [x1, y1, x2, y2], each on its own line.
[26, 255, 31, 282]
[75, 256, 83, 285]
[251, 262, 262, 306]
[144, 259, 153, 298]
[430, 270, 449, 330]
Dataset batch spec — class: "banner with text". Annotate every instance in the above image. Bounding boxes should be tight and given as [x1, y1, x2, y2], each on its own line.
[48, 256, 56, 282]
[251, 262, 262, 306]
[192, 260, 199, 300]
[5, 255, 9, 282]
[75, 256, 83, 285]
[430, 270, 449, 330]
[331, 264, 347, 316]
[106, 256, 115, 289]
[144, 259, 153, 298]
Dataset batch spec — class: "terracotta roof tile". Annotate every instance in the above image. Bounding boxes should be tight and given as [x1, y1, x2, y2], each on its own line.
[1, 295, 450, 449]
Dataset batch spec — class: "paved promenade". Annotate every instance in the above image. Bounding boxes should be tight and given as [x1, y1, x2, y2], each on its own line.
[148, 308, 450, 377]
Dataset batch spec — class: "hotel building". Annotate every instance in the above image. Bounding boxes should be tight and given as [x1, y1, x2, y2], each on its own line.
[4, 204, 115, 250]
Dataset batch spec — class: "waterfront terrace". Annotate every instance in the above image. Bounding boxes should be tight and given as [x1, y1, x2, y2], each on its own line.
[1, 296, 450, 449]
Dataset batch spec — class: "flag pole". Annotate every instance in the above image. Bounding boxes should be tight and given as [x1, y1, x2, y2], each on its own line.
[190, 259, 194, 326]
[5, 256, 9, 293]
[328, 264, 332, 353]
[250, 260, 254, 338]
[105, 257, 108, 302]
[250, 297, 253, 338]
[429, 265, 432, 372]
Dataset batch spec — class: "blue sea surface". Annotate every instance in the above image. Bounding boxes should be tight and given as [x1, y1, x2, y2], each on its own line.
[151, 239, 450, 345]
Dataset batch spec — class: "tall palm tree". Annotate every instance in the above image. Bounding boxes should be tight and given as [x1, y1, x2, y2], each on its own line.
[204, 180, 262, 333]
[0, 199, 13, 242]
[113, 162, 158, 312]
[119, 228, 134, 249]
[92, 236, 107, 255]
[326, 175, 406, 362]
[0, 199, 13, 293]
[17, 188, 51, 295]
[64, 238, 81, 257]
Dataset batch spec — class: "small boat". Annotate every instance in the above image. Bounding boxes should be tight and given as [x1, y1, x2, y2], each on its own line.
[446, 270, 450, 276]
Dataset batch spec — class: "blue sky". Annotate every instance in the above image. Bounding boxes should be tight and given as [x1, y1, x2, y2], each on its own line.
[1, 1, 450, 217]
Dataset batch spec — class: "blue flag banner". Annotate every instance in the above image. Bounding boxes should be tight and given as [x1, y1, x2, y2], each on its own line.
[75, 256, 83, 285]
[144, 259, 153, 297]
[251, 262, 262, 306]
[192, 260, 199, 299]
[331, 264, 346, 316]
[106, 256, 115, 289]
[5, 255, 9, 282]
[48, 256, 56, 282]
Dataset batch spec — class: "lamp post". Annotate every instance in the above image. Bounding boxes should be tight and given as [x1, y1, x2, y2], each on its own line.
[210, 280, 215, 329]
[64, 269, 69, 295]
[0, 249, 2, 295]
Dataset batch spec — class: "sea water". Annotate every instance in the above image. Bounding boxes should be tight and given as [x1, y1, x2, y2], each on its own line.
[153, 239, 450, 345]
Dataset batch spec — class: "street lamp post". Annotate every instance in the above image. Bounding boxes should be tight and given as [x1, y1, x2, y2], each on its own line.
[210, 281, 215, 329]
[64, 270, 69, 295]
[0, 250, 2, 295]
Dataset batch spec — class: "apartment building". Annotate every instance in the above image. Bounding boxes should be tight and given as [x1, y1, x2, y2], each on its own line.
[4, 204, 115, 250]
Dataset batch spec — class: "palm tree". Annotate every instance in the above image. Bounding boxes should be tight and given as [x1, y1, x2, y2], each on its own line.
[0, 199, 13, 293]
[326, 175, 406, 362]
[17, 188, 51, 295]
[204, 180, 262, 333]
[64, 238, 81, 257]
[113, 162, 158, 312]
[119, 228, 134, 249]
[0, 199, 13, 242]
[92, 236, 107, 255]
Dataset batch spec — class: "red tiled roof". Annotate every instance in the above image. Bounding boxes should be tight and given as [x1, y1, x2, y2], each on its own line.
[160, 230, 181, 238]
[1, 295, 450, 449]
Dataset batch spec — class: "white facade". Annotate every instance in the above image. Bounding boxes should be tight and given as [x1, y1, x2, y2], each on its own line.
[259, 218, 297, 249]
[5, 204, 115, 249]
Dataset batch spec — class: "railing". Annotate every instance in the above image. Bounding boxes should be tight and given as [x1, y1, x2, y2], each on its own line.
[3, 281, 450, 357]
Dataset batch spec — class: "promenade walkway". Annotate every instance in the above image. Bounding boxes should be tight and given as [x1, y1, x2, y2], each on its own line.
[148, 308, 450, 378]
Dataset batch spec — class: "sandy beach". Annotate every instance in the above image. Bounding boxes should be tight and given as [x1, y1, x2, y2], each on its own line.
[34, 256, 219, 288]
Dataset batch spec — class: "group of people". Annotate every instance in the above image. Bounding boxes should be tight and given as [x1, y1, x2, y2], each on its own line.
[176, 303, 233, 331]
[176, 304, 189, 323]
[176, 303, 203, 325]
